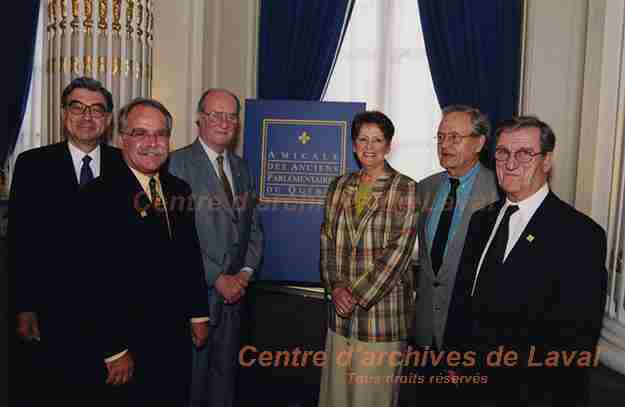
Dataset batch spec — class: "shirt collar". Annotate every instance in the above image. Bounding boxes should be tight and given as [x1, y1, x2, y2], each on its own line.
[504, 182, 549, 221]
[128, 165, 161, 195]
[68, 141, 100, 171]
[198, 137, 228, 165]
[445, 162, 481, 186]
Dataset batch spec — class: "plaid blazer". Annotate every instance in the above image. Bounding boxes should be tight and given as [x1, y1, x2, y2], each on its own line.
[320, 164, 418, 342]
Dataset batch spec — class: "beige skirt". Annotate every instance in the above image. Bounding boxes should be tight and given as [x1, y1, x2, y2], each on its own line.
[317, 329, 406, 407]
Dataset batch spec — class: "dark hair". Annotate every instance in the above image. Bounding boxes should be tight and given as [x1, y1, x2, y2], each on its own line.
[442, 104, 491, 140]
[351, 110, 395, 143]
[61, 76, 114, 113]
[118, 98, 173, 134]
[196, 89, 241, 115]
[495, 116, 555, 153]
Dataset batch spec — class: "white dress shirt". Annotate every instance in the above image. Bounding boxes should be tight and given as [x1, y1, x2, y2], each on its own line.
[471, 183, 549, 296]
[68, 142, 100, 182]
[198, 138, 235, 195]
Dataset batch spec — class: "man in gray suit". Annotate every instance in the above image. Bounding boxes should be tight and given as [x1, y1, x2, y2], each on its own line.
[413, 105, 499, 352]
[168, 89, 263, 407]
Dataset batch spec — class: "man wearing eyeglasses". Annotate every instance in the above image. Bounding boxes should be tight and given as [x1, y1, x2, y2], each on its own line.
[76, 97, 210, 406]
[445, 116, 607, 406]
[8, 76, 123, 405]
[168, 89, 263, 407]
[413, 105, 499, 348]
[404, 105, 499, 402]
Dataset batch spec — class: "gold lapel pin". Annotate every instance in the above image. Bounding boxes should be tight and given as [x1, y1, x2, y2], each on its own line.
[526, 234, 535, 243]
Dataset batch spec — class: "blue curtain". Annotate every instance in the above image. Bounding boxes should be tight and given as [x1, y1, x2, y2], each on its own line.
[258, 0, 354, 100]
[418, 0, 522, 160]
[4, 0, 40, 167]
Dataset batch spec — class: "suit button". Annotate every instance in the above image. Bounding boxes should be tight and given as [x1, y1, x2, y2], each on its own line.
[433, 282, 441, 288]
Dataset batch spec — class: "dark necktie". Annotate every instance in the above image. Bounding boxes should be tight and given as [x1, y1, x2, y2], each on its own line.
[474, 205, 519, 297]
[149, 177, 171, 239]
[79, 155, 94, 187]
[216, 154, 234, 207]
[430, 178, 460, 274]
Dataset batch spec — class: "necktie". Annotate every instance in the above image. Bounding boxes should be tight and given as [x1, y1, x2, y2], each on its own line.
[430, 178, 460, 274]
[79, 155, 94, 187]
[149, 177, 171, 238]
[216, 154, 234, 207]
[474, 205, 519, 297]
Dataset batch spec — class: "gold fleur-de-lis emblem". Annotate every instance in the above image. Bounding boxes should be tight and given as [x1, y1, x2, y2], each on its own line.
[298, 131, 311, 144]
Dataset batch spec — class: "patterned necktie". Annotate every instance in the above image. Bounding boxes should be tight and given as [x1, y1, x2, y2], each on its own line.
[216, 154, 234, 206]
[148, 177, 171, 238]
[430, 178, 460, 274]
[474, 205, 519, 297]
[79, 155, 94, 187]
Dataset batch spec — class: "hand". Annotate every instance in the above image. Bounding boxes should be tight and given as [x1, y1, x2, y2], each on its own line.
[215, 274, 246, 304]
[332, 287, 356, 317]
[191, 322, 209, 348]
[16, 312, 40, 341]
[233, 271, 251, 288]
[105, 352, 134, 386]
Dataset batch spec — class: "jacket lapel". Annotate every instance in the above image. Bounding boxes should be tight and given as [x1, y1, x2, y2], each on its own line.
[60, 142, 80, 190]
[346, 167, 396, 247]
[503, 191, 554, 267]
[190, 140, 236, 219]
[340, 175, 359, 246]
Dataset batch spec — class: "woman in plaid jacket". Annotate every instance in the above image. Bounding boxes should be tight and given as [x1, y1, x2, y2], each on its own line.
[318, 111, 418, 407]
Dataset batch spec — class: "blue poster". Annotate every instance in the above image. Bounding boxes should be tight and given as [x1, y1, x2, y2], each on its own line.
[244, 99, 365, 283]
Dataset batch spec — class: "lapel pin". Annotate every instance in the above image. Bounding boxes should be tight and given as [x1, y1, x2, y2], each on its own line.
[526, 234, 535, 243]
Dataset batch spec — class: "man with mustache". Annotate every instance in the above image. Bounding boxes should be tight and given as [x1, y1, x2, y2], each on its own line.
[445, 116, 607, 406]
[77, 98, 210, 406]
[8, 77, 123, 405]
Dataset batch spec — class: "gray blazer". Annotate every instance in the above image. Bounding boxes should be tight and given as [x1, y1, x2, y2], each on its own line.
[168, 139, 264, 322]
[414, 165, 498, 348]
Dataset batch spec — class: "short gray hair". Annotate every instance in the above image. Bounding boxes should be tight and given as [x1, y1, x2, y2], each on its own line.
[442, 104, 491, 140]
[118, 98, 173, 134]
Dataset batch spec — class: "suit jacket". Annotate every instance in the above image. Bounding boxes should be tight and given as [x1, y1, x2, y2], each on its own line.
[445, 191, 607, 406]
[8, 141, 121, 321]
[413, 165, 498, 348]
[168, 139, 264, 323]
[80, 160, 209, 403]
[320, 164, 418, 342]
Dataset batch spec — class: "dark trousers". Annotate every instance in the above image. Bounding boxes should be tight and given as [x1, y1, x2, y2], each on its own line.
[190, 301, 244, 407]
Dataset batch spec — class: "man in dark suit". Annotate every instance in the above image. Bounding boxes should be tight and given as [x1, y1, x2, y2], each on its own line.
[168, 89, 263, 407]
[8, 76, 123, 404]
[445, 116, 607, 407]
[80, 97, 209, 406]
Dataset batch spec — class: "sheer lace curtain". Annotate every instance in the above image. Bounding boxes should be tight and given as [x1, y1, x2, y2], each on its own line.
[323, 0, 442, 182]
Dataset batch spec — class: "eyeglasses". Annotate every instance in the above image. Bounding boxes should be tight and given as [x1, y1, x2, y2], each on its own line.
[434, 132, 475, 145]
[65, 101, 108, 118]
[121, 128, 171, 140]
[200, 111, 238, 124]
[494, 148, 544, 164]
